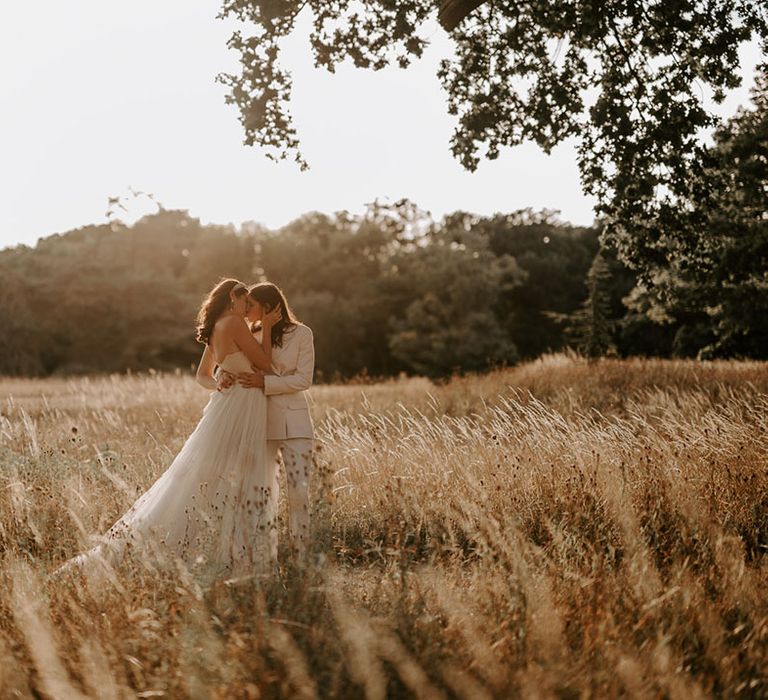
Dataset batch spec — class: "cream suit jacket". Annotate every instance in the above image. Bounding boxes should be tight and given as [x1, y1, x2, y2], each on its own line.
[259, 324, 315, 440]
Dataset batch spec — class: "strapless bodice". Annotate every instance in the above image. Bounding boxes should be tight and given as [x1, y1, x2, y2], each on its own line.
[218, 350, 253, 374]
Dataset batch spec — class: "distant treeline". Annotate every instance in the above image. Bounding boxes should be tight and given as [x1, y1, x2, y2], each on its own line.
[0, 200, 747, 379]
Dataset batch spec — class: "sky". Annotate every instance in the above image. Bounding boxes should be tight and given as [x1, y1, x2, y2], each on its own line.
[0, 2, 763, 250]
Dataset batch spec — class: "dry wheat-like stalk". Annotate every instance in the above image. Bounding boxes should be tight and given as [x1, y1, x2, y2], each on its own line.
[0, 354, 767, 697]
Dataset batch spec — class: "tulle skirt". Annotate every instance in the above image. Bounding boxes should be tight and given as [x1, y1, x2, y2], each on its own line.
[61, 384, 276, 581]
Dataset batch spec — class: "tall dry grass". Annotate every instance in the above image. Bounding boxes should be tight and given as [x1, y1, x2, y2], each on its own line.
[1, 354, 767, 698]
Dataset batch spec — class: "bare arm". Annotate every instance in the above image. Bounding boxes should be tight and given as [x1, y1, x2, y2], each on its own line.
[232, 317, 274, 371]
[195, 345, 218, 391]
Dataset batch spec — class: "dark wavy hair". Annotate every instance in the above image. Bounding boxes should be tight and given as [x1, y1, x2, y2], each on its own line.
[248, 282, 299, 348]
[195, 278, 248, 345]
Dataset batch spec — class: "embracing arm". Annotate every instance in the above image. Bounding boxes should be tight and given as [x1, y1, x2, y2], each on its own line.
[264, 327, 315, 396]
[232, 317, 273, 371]
[195, 345, 218, 391]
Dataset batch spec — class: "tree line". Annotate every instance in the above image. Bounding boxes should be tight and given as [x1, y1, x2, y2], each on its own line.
[0, 199, 744, 380]
[2, 73, 766, 379]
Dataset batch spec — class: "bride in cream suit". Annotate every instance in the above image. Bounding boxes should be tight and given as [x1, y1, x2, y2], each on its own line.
[198, 282, 315, 560]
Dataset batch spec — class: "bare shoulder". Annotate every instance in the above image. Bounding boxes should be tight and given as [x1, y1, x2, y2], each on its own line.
[214, 314, 249, 338]
[215, 314, 238, 328]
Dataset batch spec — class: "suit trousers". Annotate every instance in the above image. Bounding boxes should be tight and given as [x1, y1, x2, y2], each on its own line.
[267, 437, 313, 556]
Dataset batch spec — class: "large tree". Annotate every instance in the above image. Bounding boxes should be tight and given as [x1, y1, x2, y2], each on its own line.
[624, 70, 768, 358]
[387, 219, 524, 376]
[217, 1, 767, 272]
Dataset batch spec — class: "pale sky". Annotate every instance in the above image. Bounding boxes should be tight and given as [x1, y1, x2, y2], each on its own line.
[0, 3, 762, 250]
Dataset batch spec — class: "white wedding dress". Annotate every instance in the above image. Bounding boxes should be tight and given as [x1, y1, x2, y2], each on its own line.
[60, 351, 277, 582]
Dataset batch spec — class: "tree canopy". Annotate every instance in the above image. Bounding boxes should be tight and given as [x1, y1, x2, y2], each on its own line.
[625, 70, 768, 357]
[0, 204, 647, 378]
[217, 1, 767, 272]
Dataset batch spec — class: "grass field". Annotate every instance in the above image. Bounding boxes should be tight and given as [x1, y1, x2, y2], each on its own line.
[1, 354, 767, 698]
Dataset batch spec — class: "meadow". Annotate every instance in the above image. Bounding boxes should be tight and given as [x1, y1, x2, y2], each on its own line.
[1, 354, 767, 698]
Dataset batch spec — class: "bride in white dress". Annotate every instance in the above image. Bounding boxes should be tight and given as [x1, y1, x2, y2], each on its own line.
[58, 278, 282, 582]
